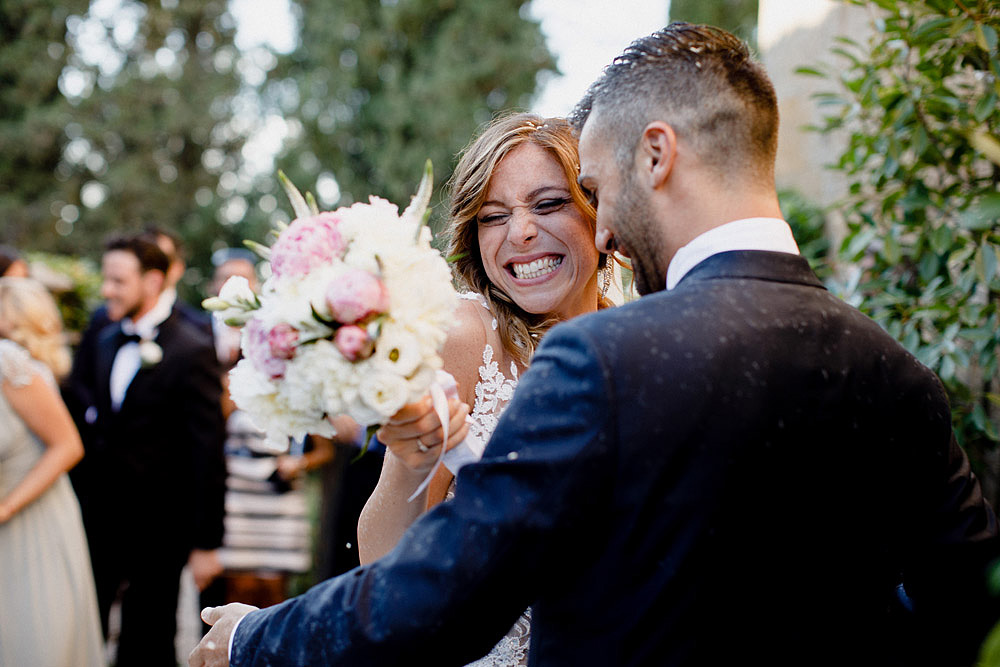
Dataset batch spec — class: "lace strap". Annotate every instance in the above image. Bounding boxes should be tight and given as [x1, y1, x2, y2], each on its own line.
[457, 291, 489, 309]
[458, 291, 497, 332]
[0, 339, 45, 388]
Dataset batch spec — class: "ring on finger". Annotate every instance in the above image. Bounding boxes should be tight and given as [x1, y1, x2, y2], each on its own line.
[416, 438, 430, 453]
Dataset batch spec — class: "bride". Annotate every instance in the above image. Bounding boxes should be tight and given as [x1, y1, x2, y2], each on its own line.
[357, 111, 620, 666]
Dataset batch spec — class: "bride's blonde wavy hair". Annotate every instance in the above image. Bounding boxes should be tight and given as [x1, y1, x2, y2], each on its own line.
[445, 112, 613, 366]
[0, 277, 72, 379]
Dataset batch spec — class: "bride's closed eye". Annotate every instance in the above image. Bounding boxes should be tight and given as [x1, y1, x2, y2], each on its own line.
[477, 211, 507, 226]
[477, 197, 572, 227]
[534, 197, 571, 213]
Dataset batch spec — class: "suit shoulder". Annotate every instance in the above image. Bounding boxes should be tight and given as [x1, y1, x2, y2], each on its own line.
[164, 312, 216, 355]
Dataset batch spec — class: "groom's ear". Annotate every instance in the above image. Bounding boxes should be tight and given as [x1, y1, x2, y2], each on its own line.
[639, 122, 677, 189]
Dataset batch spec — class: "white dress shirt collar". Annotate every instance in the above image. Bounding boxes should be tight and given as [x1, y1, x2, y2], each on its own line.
[121, 287, 175, 339]
[665, 217, 800, 290]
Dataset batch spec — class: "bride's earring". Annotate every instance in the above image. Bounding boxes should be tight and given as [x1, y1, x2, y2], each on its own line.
[601, 265, 612, 297]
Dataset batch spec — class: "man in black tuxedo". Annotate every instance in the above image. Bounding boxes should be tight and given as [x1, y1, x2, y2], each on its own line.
[192, 24, 999, 666]
[68, 234, 226, 666]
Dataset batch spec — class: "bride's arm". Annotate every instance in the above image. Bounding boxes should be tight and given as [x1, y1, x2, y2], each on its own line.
[357, 299, 484, 564]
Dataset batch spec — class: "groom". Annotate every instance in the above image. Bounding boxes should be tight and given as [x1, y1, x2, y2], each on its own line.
[192, 24, 999, 666]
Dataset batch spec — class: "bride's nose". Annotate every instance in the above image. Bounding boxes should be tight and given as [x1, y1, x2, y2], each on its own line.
[507, 210, 538, 246]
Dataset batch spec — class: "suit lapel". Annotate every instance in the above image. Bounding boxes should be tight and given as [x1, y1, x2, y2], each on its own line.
[95, 323, 122, 416]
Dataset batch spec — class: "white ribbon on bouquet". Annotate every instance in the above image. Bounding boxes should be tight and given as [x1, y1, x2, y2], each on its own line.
[407, 369, 484, 502]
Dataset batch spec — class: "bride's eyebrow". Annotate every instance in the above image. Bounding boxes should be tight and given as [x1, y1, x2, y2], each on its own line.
[481, 185, 571, 208]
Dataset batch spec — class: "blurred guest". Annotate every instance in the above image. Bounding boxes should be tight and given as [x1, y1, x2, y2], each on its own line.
[209, 248, 259, 367]
[65, 234, 226, 667]
[0, 245, 29, 278]
[0, 277, 104, 666]
[202, 250, 336, 616]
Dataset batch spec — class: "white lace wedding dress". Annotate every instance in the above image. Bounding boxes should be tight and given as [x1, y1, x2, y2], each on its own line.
[454, 293, 531, 667]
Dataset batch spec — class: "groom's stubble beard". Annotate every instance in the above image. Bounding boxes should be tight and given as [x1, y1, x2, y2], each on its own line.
[614, 169, 664, 296]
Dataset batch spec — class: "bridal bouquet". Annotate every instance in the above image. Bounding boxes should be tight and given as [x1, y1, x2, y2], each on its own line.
[204, 162, 458, 447]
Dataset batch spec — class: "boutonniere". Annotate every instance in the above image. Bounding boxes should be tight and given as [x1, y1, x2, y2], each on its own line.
[138, 338, 163, 368]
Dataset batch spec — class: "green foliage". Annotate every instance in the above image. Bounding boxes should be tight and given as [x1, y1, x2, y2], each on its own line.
[0, 0, 90, 250]
[1, 0, 254, 296]
[23, 251, 101, 337]
[3, 1, 556, 296]
[779, 188, 832, 282]
[669, 0, 759, 52]
[805, 0, 1000, 474]
[271, 0, 556, 235]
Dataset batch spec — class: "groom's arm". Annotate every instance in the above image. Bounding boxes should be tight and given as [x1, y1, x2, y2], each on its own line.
[221, 322, 617, 666]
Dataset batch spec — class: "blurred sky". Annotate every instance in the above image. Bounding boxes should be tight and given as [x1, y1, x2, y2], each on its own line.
[230, 0, 670, 117]
[529, 0, 669, 116]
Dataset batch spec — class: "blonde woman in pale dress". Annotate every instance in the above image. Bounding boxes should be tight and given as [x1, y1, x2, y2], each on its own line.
[358, 113, 619, 667]
[0, 277, 105, 666]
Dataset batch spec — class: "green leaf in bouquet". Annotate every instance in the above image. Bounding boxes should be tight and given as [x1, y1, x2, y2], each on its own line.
[278, 170, 313, 220]
[309, 302, 337, 327]
[244, 239, 272, 260]
[352, 423, 381, 462]
[305, 191, 320, 216]
[403, 160, 434, 239]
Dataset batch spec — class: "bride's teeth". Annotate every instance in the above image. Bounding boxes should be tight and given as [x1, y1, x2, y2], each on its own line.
[512, 256, 562, 279]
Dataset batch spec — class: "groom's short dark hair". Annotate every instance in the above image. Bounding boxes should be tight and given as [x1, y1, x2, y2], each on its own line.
[104, 234, 170, 276]
[571, 22, 779, 184]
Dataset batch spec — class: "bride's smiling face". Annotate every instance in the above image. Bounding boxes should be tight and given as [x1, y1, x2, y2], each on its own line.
[477, 143, 600, 320]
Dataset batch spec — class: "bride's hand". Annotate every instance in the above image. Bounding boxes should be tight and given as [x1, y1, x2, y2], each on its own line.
[377, 396, 470, 473]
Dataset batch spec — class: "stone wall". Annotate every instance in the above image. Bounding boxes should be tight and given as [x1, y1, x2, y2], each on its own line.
[758, 0, 872, 208]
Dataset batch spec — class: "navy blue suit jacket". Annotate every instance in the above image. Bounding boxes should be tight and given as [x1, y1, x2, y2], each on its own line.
[232, 251, 998, 666]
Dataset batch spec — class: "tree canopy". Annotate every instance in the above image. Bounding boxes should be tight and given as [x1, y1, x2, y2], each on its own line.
[269, 0, 556, 234]
[2, 0, 557, 299]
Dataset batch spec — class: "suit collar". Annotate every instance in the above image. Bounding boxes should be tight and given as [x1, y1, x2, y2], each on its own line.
[676, 250, 826, 291]
[665, 218, 800, 290]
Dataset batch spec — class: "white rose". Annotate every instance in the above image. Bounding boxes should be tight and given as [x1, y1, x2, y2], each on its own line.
[355, 369, 410, 424]
[406, 364, 437, 402]
[219, 275, 257, 305]
[203, 276, 260, 325]
[138, 339, 163, 367]
[372, 325, 423, 377]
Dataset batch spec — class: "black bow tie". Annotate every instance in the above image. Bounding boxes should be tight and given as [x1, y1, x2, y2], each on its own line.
[116, 330, 142, 346]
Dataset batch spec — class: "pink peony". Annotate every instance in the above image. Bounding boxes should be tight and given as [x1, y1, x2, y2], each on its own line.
[269, 212, 346, 280]
[267, 322, 299, 360]
[325, 269, 389, 324]
[334, 325, 374, 361]
[245, 317, 288, 378]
